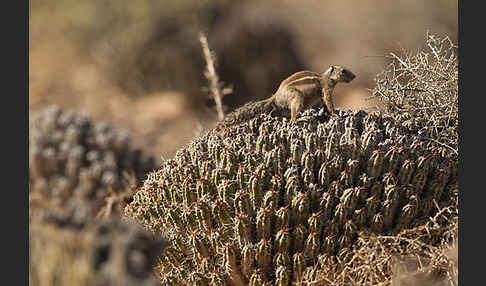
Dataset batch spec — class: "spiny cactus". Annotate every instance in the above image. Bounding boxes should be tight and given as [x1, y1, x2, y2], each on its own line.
[29, 105, 156, 225]
[125, 107, 457, 285]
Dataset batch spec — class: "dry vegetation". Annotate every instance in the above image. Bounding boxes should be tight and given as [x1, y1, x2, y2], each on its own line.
[314, 206, 458, 286]
[29, 1, 458, 285]
[371, 33, 458, 159]
[29, 216, 168, 286]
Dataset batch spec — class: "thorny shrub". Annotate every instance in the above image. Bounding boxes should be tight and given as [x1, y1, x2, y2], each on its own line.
[371, 33, 458, 159]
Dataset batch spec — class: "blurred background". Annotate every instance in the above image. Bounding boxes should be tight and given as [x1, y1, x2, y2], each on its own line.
[29, 0, 457, 160]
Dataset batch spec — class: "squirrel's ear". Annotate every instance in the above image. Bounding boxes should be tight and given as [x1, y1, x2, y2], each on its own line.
[324, 66, 334, 75]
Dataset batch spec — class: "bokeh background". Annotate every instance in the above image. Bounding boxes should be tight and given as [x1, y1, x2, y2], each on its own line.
[29, 0, 457, 160]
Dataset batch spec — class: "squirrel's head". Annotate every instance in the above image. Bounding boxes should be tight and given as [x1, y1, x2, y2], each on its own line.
[323, 65, 356, 83]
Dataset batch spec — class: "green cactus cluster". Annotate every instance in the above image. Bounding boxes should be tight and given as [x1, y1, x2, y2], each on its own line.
[29, 105, 156, 225]
[125, 107, 457, 285]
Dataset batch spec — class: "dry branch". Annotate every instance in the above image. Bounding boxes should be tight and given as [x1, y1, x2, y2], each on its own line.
[371, 32, 458, 158]
[199, 32, 231, 121]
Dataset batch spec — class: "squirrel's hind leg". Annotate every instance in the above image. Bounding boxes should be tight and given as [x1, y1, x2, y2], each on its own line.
[288, 89, 304, 122]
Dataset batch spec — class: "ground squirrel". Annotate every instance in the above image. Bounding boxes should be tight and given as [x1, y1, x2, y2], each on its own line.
[216, 65, 355, 129]
[270, 65, 355, 120]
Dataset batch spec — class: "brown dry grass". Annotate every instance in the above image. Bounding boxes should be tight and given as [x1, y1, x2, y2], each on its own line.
[29, 223, 96, 286]
[30, 191, 167, 286]
[313, 206, 458, 286]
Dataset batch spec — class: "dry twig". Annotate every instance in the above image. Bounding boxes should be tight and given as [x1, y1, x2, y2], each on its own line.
[199, 32, 232, 121]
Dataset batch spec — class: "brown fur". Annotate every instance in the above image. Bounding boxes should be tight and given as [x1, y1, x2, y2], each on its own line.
[265, 65, 355, 121]
[215, 65, 356, 130]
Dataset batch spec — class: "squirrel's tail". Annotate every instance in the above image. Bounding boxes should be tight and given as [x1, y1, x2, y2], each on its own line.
[215, 95, 275, 130]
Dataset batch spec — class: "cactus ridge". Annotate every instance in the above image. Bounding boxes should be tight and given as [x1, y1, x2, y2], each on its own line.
[125, 108, 457, 285]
